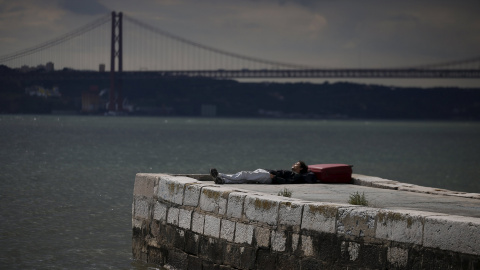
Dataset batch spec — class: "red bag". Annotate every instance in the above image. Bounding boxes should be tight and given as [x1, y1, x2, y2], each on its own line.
[308, 164, 353, 183]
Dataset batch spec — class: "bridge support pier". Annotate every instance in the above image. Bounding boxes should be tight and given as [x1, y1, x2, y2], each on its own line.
[109, 11, 123, 112]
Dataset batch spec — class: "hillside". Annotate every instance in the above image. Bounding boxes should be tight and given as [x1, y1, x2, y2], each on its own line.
[1, 66, 479, 120]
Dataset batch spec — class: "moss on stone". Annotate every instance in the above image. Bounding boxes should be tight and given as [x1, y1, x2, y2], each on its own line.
[308, 204, 337, 218]
[203, 189, 220, 200]
[378, 212, 416, 228]
[254, 198, 274, 210]
[168, 182, 176, 194]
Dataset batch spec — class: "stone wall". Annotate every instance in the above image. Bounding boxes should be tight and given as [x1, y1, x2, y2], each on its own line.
[132, 173, 480, 269]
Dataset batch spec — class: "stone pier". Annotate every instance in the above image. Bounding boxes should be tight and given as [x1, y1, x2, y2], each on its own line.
[132, 173, 480, 269]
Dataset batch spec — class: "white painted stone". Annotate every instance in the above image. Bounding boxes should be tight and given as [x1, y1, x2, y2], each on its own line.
[183, 183, 203, 207]
[372, 182, 402, 190]
[348, 242, 360, 261]
[271, 230, 287, 252]
[157, 175, 187, 205]
[153, 201, 168, 222]
[424, 215, 480, 255]
[337, 207, 378, 239]
[291, 233, 299, 252]
[132, 218, 143, 229]
[278, 201, 304, 229]
[199, 186, 230, 215]
[244, 195, 280, 226]
[167, 207, 180, 226]
[301, 203, 342, 233]
[178, 208, 192, 230]
[234, 222, 254, 245]
[376, 209, 430, 245]
[387, 247, 408, 268]
[452, 193, 480, 199]
[254, 227, 270, 248]
[133, 173, 159, 198]
[352, 174, 397, 188]
[220, 219, 235, 242]
[301, 235, 314, 257]
[204, 215, 221, 238]
[133, 196, 150, 219]
[191, 212, 205, 234]
[226, 192, 246, 219]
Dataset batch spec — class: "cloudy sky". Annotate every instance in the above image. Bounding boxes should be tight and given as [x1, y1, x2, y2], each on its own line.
[1, 0, 480, 87]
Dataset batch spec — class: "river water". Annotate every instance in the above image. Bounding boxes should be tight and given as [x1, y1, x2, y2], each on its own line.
[1, 115, 479, 269]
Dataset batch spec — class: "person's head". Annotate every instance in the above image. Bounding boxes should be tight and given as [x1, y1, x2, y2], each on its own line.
[292, 161, 308, 174]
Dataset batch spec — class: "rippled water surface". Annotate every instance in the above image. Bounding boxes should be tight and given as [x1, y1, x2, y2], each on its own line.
[1, 115, 479, 269]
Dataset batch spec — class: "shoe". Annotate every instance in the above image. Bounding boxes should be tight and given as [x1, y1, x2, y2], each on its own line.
[210, 168, 224, 184]
[210, 168, 218, 178]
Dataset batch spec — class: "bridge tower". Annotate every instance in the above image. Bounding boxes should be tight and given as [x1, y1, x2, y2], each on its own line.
[109, 11, 123, 112]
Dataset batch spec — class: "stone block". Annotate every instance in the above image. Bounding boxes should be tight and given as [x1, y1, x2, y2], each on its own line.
[192, 211, 205, 234]
[204, 214, 221, 238]
[224, 243, 256, 269]
[199, 235, 224, 264]
[310, 229, 341, 262]
[149, 219, 159, 239]
[371, 181, 401, 190]
[146, 246, 167, 265]
[376, 209, 428, 245]
[199, 186, 230, 215]
[301, 203, 341, 233]
[157, 175, 185, 204]
[183, 183, 203, 207]
[167, 249, 188, 270]
[164, 225, 186, 250]
[337, 207, 378, 239]
[256, 249, 276, 270]
[300, 258, 322, 270]
[132, 233, 147, 261]
[271, 230, 287, 252]
[184, 231, 200, 255]
[132, 218, 143, 229]
[276, 255, 300, 270]
[301, 235, 314, 257]
[133, 196, 151, 219]
[453, 193, 480, 199]
[167, 207, 180, 226]
[352, 174, 396, 188]
[387, 246, 408, 268]
[234, 222, 254, 245]
[341, 241, 360, 261]
[187, 254, 203, 270]
[178, 208, 192, 230]
[363, 243, 387, 268]
[160, 175, 199, 204]
[424, 215, 480, 255]
[254, 226, 270, 248]
[278, 200, 304, 230]
[153, 201, 167, 222]
[220, 219, 235, 242]
[226, 192, 247, 219]
[244, 194, 280, 226]
[291, 233, 299, 253]
[133, 173, 159, 198]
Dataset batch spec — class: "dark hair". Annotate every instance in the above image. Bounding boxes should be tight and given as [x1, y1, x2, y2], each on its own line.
[298, 160, 308, 174]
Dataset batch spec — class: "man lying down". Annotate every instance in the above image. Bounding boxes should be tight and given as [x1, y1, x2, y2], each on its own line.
[210, 161, 316, 185]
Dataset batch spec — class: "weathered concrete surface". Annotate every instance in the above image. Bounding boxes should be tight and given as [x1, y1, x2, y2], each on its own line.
[180, 174, 480, 218]
[133, 173, 480, 270]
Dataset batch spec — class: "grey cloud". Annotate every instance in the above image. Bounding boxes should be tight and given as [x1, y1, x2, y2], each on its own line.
[59, 0, 109, 15]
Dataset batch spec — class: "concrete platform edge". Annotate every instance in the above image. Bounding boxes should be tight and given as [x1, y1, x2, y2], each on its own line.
[133, 173, 480, 270]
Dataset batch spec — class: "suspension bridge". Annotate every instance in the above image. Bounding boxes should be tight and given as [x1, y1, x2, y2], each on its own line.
[1, 11, 480, 111]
